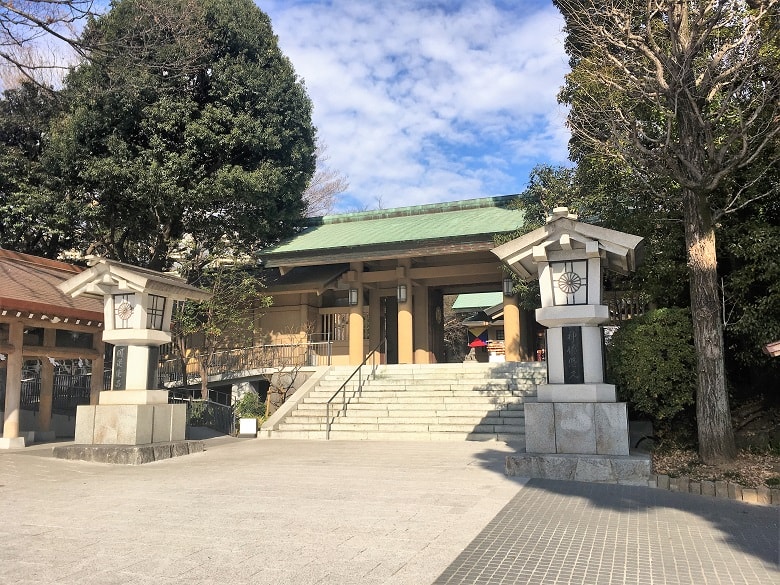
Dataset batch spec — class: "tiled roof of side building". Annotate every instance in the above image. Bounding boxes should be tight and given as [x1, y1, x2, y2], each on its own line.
[263, 195, 527, 265]
[0, 249, 104, 320]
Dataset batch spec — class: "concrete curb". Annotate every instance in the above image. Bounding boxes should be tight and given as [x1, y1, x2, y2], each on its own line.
[52, 440, 205, 465]
[650, 474, 779, 506]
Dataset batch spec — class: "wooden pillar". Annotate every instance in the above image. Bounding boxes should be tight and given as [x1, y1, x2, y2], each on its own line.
[348, 262, 364, 366]
[37, 328, 56, 433]
[413, 286, 430, 364]
[397, 260, 413, 364]
[2, 321, 23, 439]
[503, 295, 523, 361]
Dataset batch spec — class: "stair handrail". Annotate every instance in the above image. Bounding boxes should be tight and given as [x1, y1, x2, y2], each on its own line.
[325, 338, 386, 439]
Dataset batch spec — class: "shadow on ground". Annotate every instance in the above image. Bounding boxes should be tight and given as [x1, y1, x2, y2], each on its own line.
[467, 444, 779, 574]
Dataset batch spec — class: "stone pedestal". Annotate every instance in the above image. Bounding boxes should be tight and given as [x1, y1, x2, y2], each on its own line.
[75, 390, 185, 446]
[525, 401, 629, 456]
[0, 437, 26, 450]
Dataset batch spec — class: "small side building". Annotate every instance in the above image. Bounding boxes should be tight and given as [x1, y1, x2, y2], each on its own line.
[0, 250, 105, 447]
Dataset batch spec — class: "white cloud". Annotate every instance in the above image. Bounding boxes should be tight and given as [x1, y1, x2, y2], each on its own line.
[261, 0, 571, 211]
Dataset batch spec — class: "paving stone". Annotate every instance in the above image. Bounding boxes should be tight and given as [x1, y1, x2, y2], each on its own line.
[756, 486, 772, 505]
[433, 478, 780, 585]
[5, 438, 779, 585]
[741, 488, 758, 503]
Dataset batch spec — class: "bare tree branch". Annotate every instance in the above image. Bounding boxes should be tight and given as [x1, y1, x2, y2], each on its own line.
[303, 142, 349, 217]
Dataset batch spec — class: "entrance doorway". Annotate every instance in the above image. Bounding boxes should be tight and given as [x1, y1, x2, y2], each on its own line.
[381, 296, 398, 364]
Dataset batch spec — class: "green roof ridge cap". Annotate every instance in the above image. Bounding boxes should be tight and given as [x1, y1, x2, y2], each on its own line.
[306, 194, 524, 227]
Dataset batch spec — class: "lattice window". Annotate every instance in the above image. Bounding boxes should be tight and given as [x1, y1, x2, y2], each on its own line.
[321, 312, 349, 342]
[146, 294, 166, 330]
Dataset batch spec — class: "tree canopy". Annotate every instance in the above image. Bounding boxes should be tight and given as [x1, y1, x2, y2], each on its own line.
[0, 81, 82, 256]
[37, 0, 316, 270]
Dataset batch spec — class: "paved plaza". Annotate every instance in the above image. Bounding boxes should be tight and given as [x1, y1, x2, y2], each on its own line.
[0, 438, 777, 585]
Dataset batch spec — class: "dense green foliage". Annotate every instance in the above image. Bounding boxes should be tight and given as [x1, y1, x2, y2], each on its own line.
[233, 390, 266, 420]
[1, 0, 316, 270]
[0, 82, 81, 256]
[608, 309, 696, 425]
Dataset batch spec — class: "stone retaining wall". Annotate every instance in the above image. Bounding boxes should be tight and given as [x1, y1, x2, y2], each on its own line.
[650, 474, 779, 506]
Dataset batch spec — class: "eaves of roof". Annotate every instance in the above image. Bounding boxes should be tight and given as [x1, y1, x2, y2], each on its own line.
[0, 250, 104, 321]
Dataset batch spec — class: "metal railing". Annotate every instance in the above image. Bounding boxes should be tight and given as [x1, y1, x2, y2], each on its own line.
[52, 372, 91, 413]
[325, 338, 385, 440]
[169, 387, 235, 436]
[0, 367, 112, 415]
[20, 378, 40, 411]
[158, 340, 333, 388]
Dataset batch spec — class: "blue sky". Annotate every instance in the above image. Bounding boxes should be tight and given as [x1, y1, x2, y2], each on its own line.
[260, 0, 572, 212]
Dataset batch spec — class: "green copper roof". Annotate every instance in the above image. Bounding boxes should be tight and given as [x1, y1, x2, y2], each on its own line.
[452, 292, 504, 312]
[264, 195, 526, 265]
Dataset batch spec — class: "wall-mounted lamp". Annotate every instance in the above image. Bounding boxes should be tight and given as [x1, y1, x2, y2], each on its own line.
[397, 284, 408, 303]
[348, 288, 359, 306]
[503, 276, 515, 297]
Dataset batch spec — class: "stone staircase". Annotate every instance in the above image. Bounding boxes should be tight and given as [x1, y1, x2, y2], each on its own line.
[260, 362, 546, 443]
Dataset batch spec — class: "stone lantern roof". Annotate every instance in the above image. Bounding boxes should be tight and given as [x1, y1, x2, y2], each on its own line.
[57, 257, 211, 302]
[491, 207, 644, 281]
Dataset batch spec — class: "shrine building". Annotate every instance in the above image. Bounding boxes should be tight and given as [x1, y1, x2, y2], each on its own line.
[258, 195, 541, 366]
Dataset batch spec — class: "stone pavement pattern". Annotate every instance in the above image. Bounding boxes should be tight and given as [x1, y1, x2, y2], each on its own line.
[434, 479, 779, 585]
[1, 439, 778, 585]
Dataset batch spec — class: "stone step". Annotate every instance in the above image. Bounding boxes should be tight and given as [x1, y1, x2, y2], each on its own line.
[311, 380, 535, 388]
[288, 407, 525, 419]
[285, 413, 525, 425]
[294, 402, 526, 413]
[276, 421, 525, 434]
[323, 395, 528, 405]
[302, 391, 535, 402]
[261, 429, 524, 442]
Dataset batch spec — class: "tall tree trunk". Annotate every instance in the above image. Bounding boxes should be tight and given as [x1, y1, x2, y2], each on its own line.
[198, 358, 209, 400]
[682, 189, 736, 464]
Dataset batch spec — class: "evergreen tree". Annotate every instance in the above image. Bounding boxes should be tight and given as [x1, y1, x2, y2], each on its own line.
[44, 0, 316, 270]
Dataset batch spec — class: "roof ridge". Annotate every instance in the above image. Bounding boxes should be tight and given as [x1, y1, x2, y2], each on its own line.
[308, 194, 523, 226]
[0, 248, 84, 274]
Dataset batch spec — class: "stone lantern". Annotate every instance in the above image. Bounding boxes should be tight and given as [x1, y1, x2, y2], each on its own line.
[492, 208, 644, 456]
[58, 258, 211, 446]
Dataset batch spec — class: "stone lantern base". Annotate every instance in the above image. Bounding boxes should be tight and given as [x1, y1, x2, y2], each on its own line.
[524, 401, 630, 456]
[74, 390, 186, 446]
[505, 452, 651, 484]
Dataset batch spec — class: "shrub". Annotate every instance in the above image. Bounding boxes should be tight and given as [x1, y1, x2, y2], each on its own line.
[188, 400, 213, 427]
[607, 308, 696, 425]
[234, 391, 266, 420]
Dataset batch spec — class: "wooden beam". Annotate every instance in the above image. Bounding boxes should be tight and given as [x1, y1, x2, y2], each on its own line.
[410, 263, 502, 281]
[20, 346, 101, 360]
[359, 262, 502, 285]
[0, 315, 103, 333]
